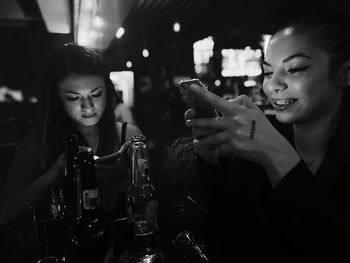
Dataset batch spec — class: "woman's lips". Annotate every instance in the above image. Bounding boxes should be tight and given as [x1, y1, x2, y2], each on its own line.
[82, 113, 96, 118]
[272, 98, 297, 110]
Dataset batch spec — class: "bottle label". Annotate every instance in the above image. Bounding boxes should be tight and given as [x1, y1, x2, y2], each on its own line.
[82, 188, 101, 210]
[138, 159, 149, 177]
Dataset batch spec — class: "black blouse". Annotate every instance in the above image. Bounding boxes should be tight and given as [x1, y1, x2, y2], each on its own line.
[197, 113, 350, 263]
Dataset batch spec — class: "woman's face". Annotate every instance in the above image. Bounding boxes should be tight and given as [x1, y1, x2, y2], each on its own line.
[58, 74, 107, 128]
[263, 27, 344, 125]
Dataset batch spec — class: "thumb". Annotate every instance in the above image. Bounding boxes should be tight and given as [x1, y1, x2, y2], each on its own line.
[189, 84, 242, 116]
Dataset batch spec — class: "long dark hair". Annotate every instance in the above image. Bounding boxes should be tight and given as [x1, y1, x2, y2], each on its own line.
[41, 43, 117, 163]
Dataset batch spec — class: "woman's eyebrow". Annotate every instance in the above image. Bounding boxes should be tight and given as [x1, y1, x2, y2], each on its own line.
[282, 53, 311, 63]
[63, 87, 104, 94]
[263, 53, 311, 67]
[90, 87, 104, 93]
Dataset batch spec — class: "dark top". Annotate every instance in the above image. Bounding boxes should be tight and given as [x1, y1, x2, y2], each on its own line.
[197, 114, 350, 263]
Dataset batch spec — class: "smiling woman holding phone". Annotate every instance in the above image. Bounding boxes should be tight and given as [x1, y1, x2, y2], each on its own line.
[0, 43, 141, 228]
[184, 10, 350, 262]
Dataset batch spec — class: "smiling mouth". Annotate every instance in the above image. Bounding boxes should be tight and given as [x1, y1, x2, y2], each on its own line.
[273, 98, 297, 108]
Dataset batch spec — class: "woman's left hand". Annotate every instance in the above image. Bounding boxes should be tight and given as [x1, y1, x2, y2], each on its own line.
[95, 141, 131, 181]
[186, 93, 276, 163]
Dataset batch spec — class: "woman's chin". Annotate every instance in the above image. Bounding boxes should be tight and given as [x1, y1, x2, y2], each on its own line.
[275, 112, 295, 124]
[76, 117, 100, 127]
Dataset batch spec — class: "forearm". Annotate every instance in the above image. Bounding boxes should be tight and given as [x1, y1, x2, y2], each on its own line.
[0, 170, 55, 226]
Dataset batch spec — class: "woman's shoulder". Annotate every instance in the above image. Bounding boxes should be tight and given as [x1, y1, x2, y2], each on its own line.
[20, 126, 43, 147]
[115, 122, 142, 142]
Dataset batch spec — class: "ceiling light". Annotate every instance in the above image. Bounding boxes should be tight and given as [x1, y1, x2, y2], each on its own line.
[37, 0, 71, 34]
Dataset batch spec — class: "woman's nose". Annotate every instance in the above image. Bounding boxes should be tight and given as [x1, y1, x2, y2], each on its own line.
[81, 97, 94, 110]
[267, 72, 287, 95]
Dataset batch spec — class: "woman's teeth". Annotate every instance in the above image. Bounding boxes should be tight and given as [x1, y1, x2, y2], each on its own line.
[274, 99, 296, 106]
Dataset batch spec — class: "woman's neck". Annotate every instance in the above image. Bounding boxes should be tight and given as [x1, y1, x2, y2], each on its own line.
[78, 125, 100, 152]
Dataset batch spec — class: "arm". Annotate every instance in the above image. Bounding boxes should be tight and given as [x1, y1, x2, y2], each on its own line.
[0, 130, 64, 226]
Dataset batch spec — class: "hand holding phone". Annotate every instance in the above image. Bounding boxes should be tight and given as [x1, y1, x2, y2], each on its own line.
[179, 79, 218, 118]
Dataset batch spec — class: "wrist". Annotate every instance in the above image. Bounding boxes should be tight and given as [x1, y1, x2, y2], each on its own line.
[263, 143, 301, 188]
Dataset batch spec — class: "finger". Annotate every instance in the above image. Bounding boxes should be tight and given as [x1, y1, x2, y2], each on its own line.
[192, 127, 218, 139]
[184, 108, 198, 120]
[188, 84, 242, 116]
[233, 94, 258, 109]
[78, 145, 93, 152]
[195, 131, 229, 148]
[186, 116, 231, 131]
[96, 151, 121, 164]
[119, 141, 131, 154]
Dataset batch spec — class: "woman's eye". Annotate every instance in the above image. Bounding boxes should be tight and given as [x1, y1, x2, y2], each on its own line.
[263, 71, 273, 78]
[91, 91, 103, 98]
[288, 66, 309, 74]
[66, 96, 80, 101]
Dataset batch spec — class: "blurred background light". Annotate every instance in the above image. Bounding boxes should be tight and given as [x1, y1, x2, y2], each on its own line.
[110, 71, 134, 107]
[193, 36, 214, 75]
[221, 46, 262, 77]
[37, 0, 71, 34]
[116, 27, 125, 38]
[173, 22, 181, 32]
[93, 16, 104, 27]
[126, 61, 132, 68]
[142, 48, 149, 58]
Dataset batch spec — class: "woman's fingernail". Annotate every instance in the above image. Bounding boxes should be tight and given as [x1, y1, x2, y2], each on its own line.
[185, 119, 192, 126]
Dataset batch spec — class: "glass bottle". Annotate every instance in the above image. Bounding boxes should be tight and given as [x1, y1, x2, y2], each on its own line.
[59, 133, 79, 219]
[65, 151, 110, 263]
[124, 135, 164, 263]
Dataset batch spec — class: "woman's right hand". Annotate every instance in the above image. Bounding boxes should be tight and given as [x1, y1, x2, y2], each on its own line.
[184, 85, 301, 187]
[184, 108, 220, 165]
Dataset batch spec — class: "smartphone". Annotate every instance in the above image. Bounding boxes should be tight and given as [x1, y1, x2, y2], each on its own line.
[179, 78, 218, 117]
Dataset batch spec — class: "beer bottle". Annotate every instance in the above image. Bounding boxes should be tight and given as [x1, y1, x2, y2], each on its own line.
[66, 151, 110, 263]
[33, 134, 79, 261]
[125, 135, 164, 263]
[59, 133, 79, 219]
